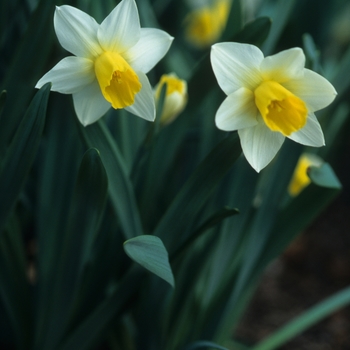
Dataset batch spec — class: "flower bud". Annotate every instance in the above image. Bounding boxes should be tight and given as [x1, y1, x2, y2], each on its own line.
[154, 73, 187, 125]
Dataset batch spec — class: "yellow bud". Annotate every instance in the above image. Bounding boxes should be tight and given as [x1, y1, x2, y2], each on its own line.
[288, 153, 323, 196]
[154, 73, 187, 125]
[185, 0, 230, 48]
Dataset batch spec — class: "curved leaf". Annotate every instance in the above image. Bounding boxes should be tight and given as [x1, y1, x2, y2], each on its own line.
[184, 340, 228, 350]
[0, 83, 50, 234]
[153, 133, 241, 250]
[124, 235, 175, 287]
[77, 119, 144, 239]
[39, 148, 108, 350]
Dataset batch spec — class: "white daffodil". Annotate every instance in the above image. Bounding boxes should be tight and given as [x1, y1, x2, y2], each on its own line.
[36, 0, 173, 126]
[154, 73, 187, 125]
[211, 42, 337, 172]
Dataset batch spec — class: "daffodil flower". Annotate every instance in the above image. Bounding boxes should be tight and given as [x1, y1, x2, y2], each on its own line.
[154, 73, 187, 125]
[288, 153, 323, 196]
[211, 42, 337, 172]
[36, 0, 173, 126]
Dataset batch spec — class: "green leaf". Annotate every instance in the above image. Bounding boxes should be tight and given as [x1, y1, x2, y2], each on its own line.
[153, 132, 241, 251]
[331, 40, 350, 99]
[221, 0, 242, 41]
[0, 215, 31, 350]
[0, 0, 57, 155]
[261, 0, 296, 55]
[34, 95, 83, 349]
[0, 90, 6, 119]
[308, 163, 342, 189]
[58, 266, 144, 350]
[170, 207, 239, 262]
[303, 33, 322, 73]
[232, 17, 272, 48]
[184, 340, 229, 350]
[124, 235, 175, 287]
[252, 285, 350, 350]
[77, 119, 144, 239]
[39, 148, 108, 350]
[0, 83, 50, 234]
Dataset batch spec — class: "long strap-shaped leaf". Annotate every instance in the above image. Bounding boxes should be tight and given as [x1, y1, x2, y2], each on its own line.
[39, 148, 108, 350]
[0, 83, 50, 234]
[252, 285, 350, 350]
[58, 266, 143, 350]
[0, 0, 57, 155]
[153, 132, 241, 251]
[77, 119, 144, 239]
[0, 215, 31, 350]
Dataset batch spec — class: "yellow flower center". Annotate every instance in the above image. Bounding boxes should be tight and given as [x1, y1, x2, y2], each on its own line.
[254, 81, 308, 136]
[94, 51, 142, 109]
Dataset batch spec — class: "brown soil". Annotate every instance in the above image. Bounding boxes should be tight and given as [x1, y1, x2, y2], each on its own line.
[235, 198, 350, 349]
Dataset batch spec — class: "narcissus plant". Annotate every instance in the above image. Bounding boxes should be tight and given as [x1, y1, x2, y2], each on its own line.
[211, 42, 337, 172]
[36, 0, 173, 126]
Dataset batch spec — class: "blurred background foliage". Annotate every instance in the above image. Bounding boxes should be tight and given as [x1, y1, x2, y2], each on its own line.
[0, 0, 350, 349]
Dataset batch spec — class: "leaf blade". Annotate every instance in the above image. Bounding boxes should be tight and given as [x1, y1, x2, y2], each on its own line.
[124, 235, 175, 287]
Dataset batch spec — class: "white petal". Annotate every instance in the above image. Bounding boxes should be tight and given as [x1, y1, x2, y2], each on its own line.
[73, 80, 111, 126]
[288, 113, 325, 147]
[35, 57, 95, 94]
[98, 0, 140, 53]
[123, 28, 173, 74]
[54, 6, 102, 58]
[282, 69, 337, 112]
[125, 71, 155, 121]
[238, 120, 285, 172]
[215, 87, 258, 131]
[260, 48, 305, 82]
[210, 42, 264, 95]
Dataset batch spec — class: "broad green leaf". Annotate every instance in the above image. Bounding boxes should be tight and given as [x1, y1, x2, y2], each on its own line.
[231, 17, 272, 48]
[221, 0, 242, 41]
[0, 0, 57, 155]
[0, 83, 50, 234]
[170, 207, 239, 261]
[58, 266, 144, 350]
[308, 163, 342, 189]
[39, 148, 108, 350]
[252, 285, 350, 350]
[34, 95, 83, 349]
[261, 0, 296, 55]
[184, 340, 229, 350]
[0, 90, 6, 119]
[124, 235, 175, 287]
[303, 33, 322, 73]
[0, 215, 31, 350]
[77, 119, 144, 239]
[153, 133, 241, 250]
[331, 41, 350, 99]
[212, 141, 303, 342]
